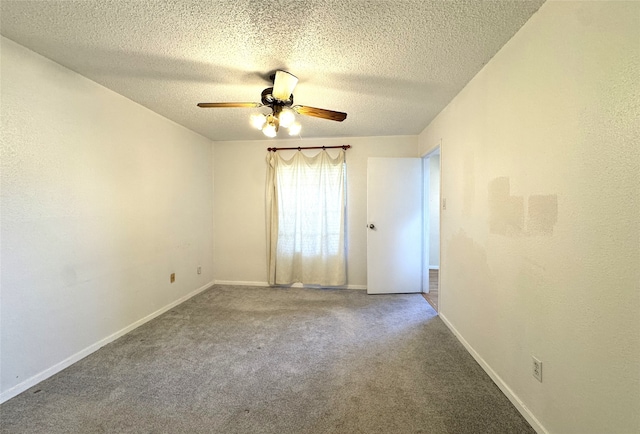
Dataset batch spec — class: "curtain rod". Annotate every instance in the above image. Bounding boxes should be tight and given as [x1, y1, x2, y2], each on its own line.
[267, 145, 351, 152]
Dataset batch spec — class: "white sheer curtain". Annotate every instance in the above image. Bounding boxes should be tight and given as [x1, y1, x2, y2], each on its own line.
[266, 150, 346, 286]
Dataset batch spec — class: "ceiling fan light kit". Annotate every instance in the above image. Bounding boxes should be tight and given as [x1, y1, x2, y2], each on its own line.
[198, 70, 347, 138]
[262, 117, 278, 138]
[278, 108, 296, 128]
[250, 113, 267, 129]
[288, 121, 302, 136]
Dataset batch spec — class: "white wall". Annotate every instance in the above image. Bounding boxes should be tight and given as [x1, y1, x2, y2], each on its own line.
[213, 136, 418, 287]
[418, 2, 639, 433]
[0, 37, 215, 400]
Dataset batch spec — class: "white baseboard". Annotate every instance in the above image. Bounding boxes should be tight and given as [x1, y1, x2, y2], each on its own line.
[214, 280, 367, 290]
[439, 313, 548, 434]
[214, 280, 270, 287]
[0, 280, 215, 404]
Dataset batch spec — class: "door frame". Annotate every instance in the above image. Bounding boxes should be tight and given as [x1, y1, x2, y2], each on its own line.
[421, 141, 442, 310]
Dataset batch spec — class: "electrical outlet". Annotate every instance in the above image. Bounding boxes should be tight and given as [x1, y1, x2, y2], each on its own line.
[170, 273, 175, 283]
[197, 266, 202, 275]
[532, 356, 542, 382]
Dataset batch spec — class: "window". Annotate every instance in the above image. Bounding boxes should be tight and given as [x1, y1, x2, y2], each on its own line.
[266, 150, 346, 286]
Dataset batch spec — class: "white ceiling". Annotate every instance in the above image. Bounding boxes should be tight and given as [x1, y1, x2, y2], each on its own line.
[1, 0, 545, 142]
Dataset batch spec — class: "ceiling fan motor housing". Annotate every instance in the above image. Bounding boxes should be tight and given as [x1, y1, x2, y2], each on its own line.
[261, 87, 293, 107]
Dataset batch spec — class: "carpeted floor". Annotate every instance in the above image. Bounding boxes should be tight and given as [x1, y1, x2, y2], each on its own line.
[0, 285, 534, 433]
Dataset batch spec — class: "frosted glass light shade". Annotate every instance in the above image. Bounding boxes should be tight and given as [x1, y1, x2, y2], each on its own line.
[272, 71, 298, 101]
[288, 121, 301, 136]
[262, 122, 277, 138]
[279, 108, 296, 128]
[250, 113, 267, 129]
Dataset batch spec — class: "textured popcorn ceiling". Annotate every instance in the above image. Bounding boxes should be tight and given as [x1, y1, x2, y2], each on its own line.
[1, 0, 545, 141]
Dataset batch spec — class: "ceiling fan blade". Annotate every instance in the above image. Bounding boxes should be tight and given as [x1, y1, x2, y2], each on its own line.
[272, 70, 298, 101]
[294, 105, 347, 122]
[197, 102, 261, 108]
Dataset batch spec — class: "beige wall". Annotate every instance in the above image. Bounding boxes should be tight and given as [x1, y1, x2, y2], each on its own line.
[418, 2, 639, 433]
[213, 136, 418, 287]
[1, 37, 215, 400]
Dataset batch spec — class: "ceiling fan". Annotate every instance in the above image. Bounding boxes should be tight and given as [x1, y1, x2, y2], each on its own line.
[197, 70, 347, 138]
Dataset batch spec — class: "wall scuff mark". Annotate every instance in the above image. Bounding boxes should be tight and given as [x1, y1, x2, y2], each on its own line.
[488, 177, 558, 236]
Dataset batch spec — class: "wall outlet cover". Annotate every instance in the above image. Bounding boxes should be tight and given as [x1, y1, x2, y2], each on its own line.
[532, 356, 542, 382]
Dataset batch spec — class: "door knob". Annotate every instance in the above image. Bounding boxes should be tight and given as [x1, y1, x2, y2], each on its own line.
[368, 224, 375, 229]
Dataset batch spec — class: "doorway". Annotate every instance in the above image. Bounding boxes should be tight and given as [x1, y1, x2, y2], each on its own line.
[422, 147, 440, 311]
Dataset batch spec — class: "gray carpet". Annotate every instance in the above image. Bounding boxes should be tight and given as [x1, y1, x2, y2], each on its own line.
[0, 285, 534, 433]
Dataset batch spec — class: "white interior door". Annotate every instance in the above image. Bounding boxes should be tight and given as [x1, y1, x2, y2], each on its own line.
[367, 157, 422, 294]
